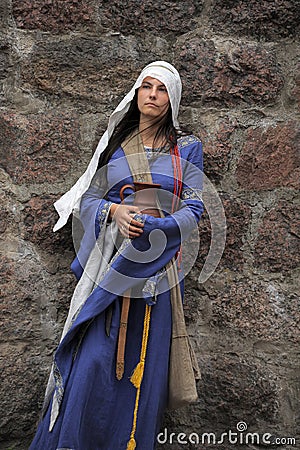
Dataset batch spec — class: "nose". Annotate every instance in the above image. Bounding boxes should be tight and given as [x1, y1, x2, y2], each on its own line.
[149, 87, 157, 99]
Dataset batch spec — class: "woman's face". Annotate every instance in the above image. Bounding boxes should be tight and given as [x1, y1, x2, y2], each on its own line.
[137, 76, 170, 122]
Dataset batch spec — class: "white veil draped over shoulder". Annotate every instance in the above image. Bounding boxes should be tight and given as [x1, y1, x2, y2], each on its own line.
[53, 61, 182, 232]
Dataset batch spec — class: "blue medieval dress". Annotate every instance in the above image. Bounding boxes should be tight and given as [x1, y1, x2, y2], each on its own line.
[29, 135, 204, 450]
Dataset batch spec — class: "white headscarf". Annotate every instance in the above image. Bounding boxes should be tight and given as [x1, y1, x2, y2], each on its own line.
[53, 61, 182, 231]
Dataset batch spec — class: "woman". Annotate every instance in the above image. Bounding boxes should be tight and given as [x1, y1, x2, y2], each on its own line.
[30, 61, 204, 450]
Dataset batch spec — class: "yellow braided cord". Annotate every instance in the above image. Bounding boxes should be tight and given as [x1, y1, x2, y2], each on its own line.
[127, 305, 152, 449]
[130, 304, 151, 388]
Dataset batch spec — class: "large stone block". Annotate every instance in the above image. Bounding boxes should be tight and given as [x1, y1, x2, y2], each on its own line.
[197, 194, 250, 273]
[210, 278, 299, 342]
[22, 195, 74, 254]
[175, 38, 284, 107]
[12, 0, 95, 33]
[0, 341, 48, 445]
[202, 118, 237, 183]
[0, 247, 73, 343]
[236, 122, 300, 191]
[210, 0, 300, 40]
[159, 354, 280, 449]
[97, 0, 202, 36]
[0, 111, 80, 184]
[21, 35, 169, 106]
[254, 201, 300, 273]
[0, 247, 76, 443]
[198, 354, 280, 428]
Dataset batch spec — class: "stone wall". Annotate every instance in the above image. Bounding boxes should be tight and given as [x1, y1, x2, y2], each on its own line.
[0, 1, 299, 449]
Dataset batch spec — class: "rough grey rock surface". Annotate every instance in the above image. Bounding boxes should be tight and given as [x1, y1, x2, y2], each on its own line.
[0, 1, 299, 449]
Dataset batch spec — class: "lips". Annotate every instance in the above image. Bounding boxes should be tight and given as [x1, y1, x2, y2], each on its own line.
[145, 103, 158, 107]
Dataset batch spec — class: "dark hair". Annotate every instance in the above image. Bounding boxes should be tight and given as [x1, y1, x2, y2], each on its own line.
[97, 90, 178, 168]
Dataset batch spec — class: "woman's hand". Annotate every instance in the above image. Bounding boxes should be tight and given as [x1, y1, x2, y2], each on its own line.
[110, 203, 144, 238]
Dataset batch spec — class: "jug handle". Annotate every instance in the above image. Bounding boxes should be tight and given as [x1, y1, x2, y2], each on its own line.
[119, 184, 135, 202]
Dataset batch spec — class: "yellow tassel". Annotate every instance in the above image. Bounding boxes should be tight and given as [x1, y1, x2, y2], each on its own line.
[127, 305, 152, 449]
[126, 437, 136, 450]
[130, 361, 145, 388]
